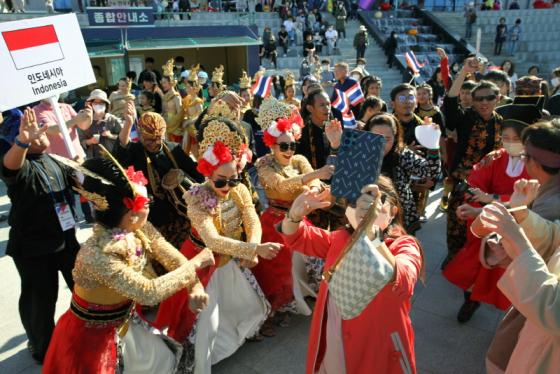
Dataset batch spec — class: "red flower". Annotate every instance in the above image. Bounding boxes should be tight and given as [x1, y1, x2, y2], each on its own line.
[263, 131, 277, 147]
[126, 166, 148, 186]
[123, 195, 150, 212]
[212, 141, 233, 164]
[197, 158, 216, 177]
[276, 118, 293, 133]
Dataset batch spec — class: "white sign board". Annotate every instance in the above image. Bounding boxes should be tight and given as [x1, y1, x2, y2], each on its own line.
[0, 13, 96, 111]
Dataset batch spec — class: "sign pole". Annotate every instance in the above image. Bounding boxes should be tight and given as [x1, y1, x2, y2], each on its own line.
[476, 27, 481, 55]
[47, 96, 77, 160]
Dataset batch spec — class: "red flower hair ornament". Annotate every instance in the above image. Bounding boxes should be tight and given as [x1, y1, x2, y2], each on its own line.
[197, 141, 234, 177]
[263, 111, 304, 147]
[123, 167, 150, 212]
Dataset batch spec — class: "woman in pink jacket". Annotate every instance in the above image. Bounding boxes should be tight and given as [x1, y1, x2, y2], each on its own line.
[279, 176, 423, 374]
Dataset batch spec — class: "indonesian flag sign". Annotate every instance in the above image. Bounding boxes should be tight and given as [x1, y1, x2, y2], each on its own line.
[3, 25, 64, 70]
[0, 14, 96, 111]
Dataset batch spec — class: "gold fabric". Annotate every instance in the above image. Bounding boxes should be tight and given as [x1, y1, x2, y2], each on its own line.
[282, 97, 301, 109]
[256, 154, 320, 202]
[72, 222, 197, 306]
[163, 89, 184, 137]
[138, 112, 166, 138]
[109, 92, 135, 120]
[184, 182, 260, 261]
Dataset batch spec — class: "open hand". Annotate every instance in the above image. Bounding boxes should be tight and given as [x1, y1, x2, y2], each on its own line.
[18, 107, 48, 144]
[289, 188, 332, 221]
[315, 164, 335, 180]
[124, 101, 136, 126]
[325, 119, 343, 149]
[462, 57, 479, 74]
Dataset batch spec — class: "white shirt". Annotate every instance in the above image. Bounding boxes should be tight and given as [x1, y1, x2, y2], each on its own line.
[283, 19, 294, 32]
[326, 29, 338, 41]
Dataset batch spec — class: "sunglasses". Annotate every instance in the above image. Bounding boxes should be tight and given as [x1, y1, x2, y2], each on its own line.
[277, 141, 298, 152]
[397, 95, 415, 103]
[473, 94, 497, 102]
[212, 178, 242, 188]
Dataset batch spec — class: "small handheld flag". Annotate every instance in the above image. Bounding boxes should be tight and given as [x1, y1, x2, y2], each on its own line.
[252, 75, 273, 98]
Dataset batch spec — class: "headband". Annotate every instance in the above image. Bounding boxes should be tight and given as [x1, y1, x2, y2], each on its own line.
[525, 141, 560, 169]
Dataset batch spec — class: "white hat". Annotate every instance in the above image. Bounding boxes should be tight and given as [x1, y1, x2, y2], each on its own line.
[86, 89, 110, 105]
[180, 70, 190, 79]
[359, 25, 367, 32]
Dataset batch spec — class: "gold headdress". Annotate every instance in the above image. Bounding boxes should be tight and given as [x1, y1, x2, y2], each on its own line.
[161, 58, 175, 80]
[188, 64, 200, 83]
[198, 117, 244, 157]
[256, 96, 294, 131]
[212, 65, 224, 85]
[239, 71, 252, 89]
[284, 71, 296, 87]
[73, 186, 109, 211]
[205, 98, 236, 121]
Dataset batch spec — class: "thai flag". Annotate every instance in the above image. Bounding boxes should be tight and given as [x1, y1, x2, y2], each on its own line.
[2, 25, 64, 70]
[342, 111, 357, 129]
[332, 89, 349, 113]
[130, 121, 140, 142]
[345, 82, 364, 107]
[404, 50, 425, 77]
[252, 75, 273, 98]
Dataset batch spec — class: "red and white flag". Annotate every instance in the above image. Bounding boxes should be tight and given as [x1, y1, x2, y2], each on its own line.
[2, 25, 64, 70]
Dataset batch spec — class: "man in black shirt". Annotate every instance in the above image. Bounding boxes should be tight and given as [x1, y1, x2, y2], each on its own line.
[278, 25, 289, 56]
[114, 104, 203, 248]
[0, 109, 80, 363]
[391, 83, 424, 146]
[138, 57, 162, 86]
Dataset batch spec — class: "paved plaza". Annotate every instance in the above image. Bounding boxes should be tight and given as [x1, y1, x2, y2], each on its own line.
[0, 184, 502, 373]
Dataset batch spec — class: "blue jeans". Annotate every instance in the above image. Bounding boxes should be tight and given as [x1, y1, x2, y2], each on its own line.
[465, 21, 473, 38]
[509, 40, 518, 55]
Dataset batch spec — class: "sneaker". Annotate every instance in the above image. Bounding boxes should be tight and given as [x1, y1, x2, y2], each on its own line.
[457, 300, 481, 323]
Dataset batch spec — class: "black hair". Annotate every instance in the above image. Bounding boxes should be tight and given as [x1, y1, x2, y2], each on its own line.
[82, 158, 135, 228]
[93, 65, 101, 73]
[140, 90, 155, 106]
[175, 56, 185, 63]
[358, 96, 383, 119]
[301, 88, 328, 119]
[390, 83, 415, 101]
[502, 121, 528, 138]
[364, 113, 405, 179]
[461, 80, 477, 91]
[145, 57, 155, 63]
[484, 70, 511, 87]
[515, 18, 522, 24]
[528, 65, 540, 74]
[143, 71, 157, 83]
[522, 119, 560, 175]
[471, 80, 500, 97]
[500, 60, 515, 76]
[126, 71, 137, 80]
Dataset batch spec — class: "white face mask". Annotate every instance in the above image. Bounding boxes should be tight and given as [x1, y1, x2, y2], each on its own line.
[344, 204, 393, 231]
[551, 77, 560, 88]
[502, 141, 524, 157]
[93, 104, 106, 114]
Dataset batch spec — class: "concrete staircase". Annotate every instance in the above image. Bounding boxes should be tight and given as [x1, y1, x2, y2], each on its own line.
[261, 13, 404, 103]
[431, 9, 560, 77]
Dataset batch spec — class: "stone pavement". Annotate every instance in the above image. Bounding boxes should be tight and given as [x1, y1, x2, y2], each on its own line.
[0, 184, 502, 373]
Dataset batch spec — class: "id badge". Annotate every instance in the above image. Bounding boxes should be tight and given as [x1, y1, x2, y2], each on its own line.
[55, 202, 76, 231]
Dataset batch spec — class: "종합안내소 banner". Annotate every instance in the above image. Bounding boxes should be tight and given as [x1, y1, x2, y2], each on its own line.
[0, 13, 96, 111]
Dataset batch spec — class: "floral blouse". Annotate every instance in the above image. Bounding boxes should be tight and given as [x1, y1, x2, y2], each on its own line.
[72, 222, 198, 306]
[184, 182, 261, 262]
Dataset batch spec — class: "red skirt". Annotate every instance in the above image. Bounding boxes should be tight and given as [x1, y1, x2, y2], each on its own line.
[153, 236, 219, 342]
[43, 294, 132, 374]
[251, 206, 296, 312]
[443, 223, 511, 310]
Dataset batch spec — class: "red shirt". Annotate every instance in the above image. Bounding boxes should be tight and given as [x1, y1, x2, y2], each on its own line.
[280, 224, 422, 374]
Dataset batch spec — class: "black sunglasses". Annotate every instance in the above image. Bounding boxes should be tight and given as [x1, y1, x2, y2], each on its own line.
[277, 141, 298, 152]
[473, 94, 497, 102]
[212, 178, 242, 188]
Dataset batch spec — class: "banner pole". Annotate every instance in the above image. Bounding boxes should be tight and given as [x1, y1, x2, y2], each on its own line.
[47, 95, 77, 159]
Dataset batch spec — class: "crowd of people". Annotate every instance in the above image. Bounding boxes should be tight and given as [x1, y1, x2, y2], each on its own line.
[1, 16, 560, 373]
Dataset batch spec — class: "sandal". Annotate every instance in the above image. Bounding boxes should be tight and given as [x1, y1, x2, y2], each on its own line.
[259, 318, 277, 337]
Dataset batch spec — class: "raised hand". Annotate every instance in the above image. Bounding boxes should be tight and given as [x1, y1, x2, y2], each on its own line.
[509, 179, 540, 208]
[325, 119, 343, 149]
[18, 107, 48, 144]
[288, 188, 332, 222]
[315, 164, 335, 180]
[462, 57, 479, 74]
[123, 101, 136, 126]
[479, 203, 530, 258]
